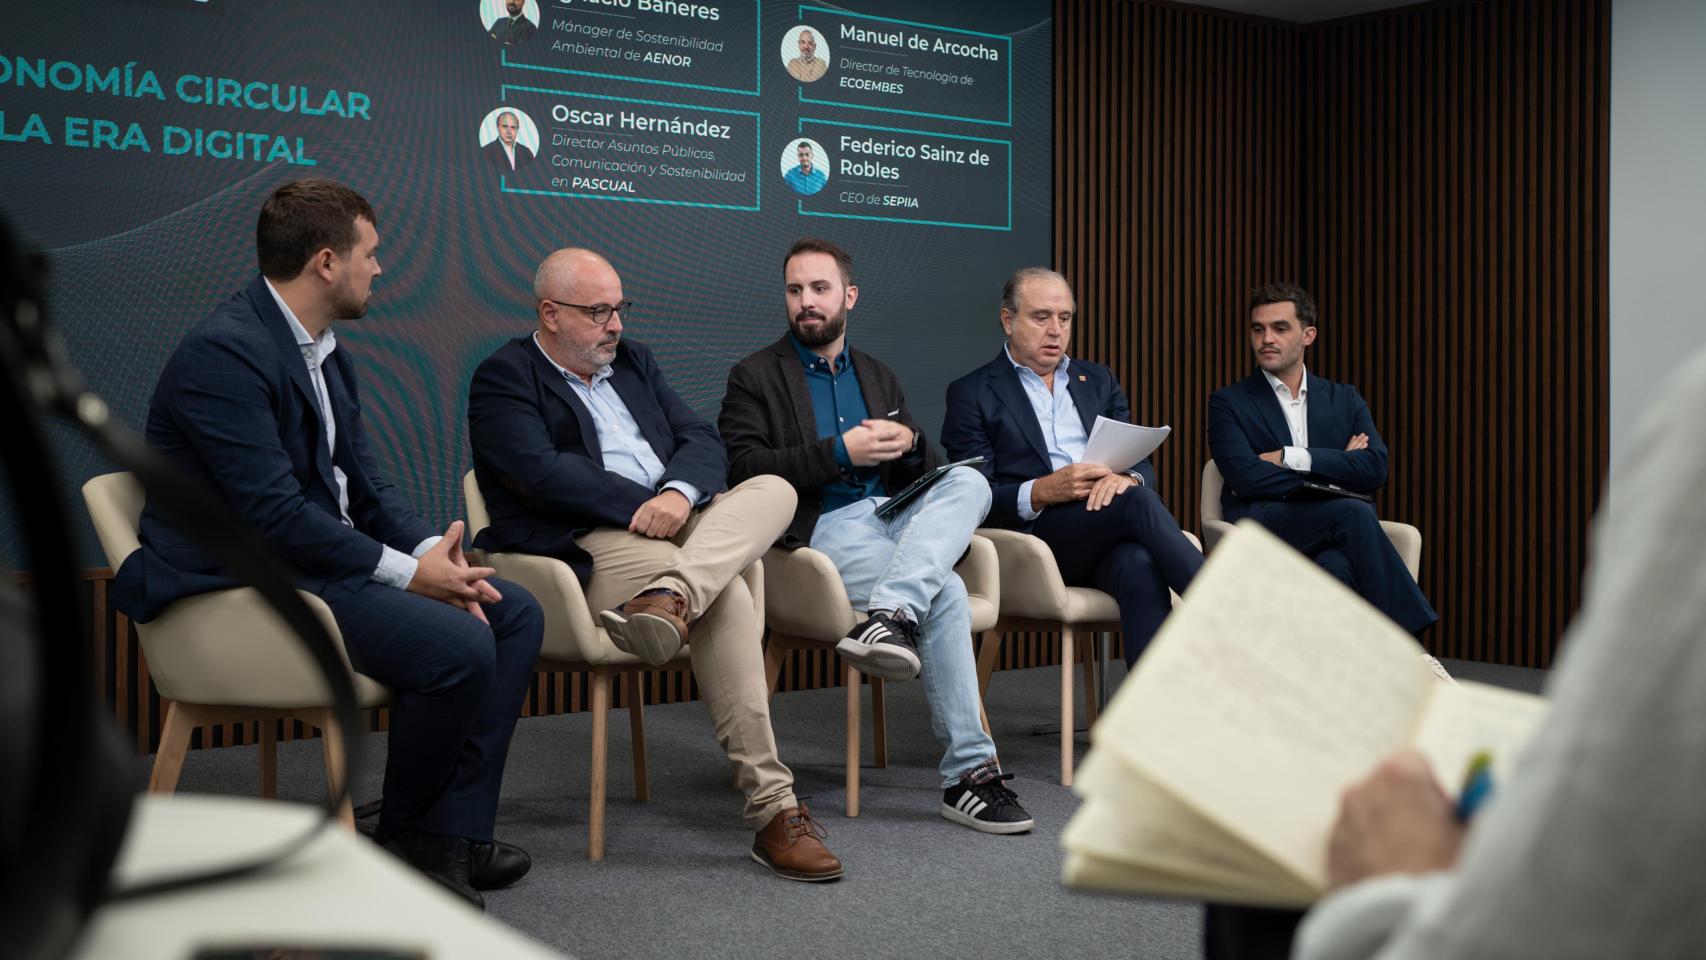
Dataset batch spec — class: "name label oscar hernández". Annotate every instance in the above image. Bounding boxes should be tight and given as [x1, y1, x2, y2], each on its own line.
[504, 87, 759, 209]
[518, 0, 760, 94]
[796, 7, 1010, 126]
[800, 120, 1010, 230]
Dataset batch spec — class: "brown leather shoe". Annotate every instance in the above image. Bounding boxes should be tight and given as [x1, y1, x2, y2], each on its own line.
[598, 588, 689, 665]
[751, 803, 844, 882]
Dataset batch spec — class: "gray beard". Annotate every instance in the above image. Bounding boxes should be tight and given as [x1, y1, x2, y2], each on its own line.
[563, 335, 619, 372]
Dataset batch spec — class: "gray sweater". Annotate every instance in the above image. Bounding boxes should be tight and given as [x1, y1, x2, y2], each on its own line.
[1295, 347, 1706, 959]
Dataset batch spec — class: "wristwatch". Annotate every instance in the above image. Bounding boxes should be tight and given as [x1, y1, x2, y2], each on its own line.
[1126, 471, 1144, 487]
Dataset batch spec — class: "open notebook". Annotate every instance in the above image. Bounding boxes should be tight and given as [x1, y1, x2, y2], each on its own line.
[1062, 521, 1547, 906]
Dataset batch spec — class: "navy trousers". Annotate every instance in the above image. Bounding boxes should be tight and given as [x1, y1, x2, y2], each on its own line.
[1242, 498, 1439, 634]
[319, 575, 543, 842]
[1032, 486, 1205, 666]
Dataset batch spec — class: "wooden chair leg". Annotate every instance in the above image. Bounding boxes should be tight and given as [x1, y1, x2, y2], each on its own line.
[763, 635, 789, 697]
[1060, 624, 1076, 787]
[624, 669, 649, 802]
[312, 708, 355, 831]
[259, 717, 278, 800]
[589, 669, 611, 861]
[148, 700, 195, 794]
[871, 678, 888, 768]
[1081, 635, 1101, 730]
[976, 630, 1002, 698]
[844, 662, 860, 818]
[979, 699, 992, 737]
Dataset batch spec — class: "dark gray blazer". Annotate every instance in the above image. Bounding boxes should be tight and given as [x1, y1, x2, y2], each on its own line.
[719, 334, 940, 547]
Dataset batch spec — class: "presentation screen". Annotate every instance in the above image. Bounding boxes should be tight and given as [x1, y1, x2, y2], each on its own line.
[0, 0, 1052, 563]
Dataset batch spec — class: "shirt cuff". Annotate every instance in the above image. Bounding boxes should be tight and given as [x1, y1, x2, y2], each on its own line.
[661, 480, 703, 506]
[1017, 479, 1041, 522]
[373, 544, 423, 590]
[833, 434, 854, 473]
[1283, 445, 1313, 472]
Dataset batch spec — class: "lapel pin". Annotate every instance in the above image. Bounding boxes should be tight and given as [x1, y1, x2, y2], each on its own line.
[1078, 374, 1087, 381]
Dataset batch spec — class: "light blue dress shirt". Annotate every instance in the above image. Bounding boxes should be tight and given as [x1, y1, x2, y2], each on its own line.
[1008, 344, 1089, 522]
[532, 333, 702, 505]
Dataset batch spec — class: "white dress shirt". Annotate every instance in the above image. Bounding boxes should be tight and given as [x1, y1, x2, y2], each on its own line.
[265, 280, 436, 590]
[1262, 366, 1314, 472]
[532, 333, 701, 505]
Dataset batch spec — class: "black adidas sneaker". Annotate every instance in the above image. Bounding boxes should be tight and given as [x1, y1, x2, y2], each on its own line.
[835, 611, 922, 681]
[942, 770, 1035, 834]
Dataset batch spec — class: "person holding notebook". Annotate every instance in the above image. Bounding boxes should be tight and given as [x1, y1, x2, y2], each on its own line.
[718, 237, 1034, 834]
[1207, 282, 1437, 635]
[941, 267, 1204, 667]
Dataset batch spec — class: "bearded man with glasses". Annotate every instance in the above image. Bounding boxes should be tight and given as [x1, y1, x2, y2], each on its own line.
[467, 247, 844, 881]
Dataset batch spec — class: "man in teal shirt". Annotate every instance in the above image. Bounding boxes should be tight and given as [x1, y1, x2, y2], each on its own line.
[783, 142, 827, 196]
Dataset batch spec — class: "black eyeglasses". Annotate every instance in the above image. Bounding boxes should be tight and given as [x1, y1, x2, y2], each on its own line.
[545, 299, 632, 325]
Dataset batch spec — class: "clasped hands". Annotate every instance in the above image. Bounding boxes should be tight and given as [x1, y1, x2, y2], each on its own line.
[407, 519, 501, 623]
[1030, 462, 1136, 511]
[1258, 433, 1369, 465]
[629, 487, 693, 540]
[842, 418, 915, 467]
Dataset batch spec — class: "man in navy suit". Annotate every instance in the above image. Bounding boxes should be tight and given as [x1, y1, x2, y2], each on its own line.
[942, 267, 1204, 667]
[1207, 282, 1437, 634]
[112, 179, 544, 909]
[466, 248, 843, 881]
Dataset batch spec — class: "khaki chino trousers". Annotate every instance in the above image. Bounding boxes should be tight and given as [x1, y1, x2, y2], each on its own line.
[575, 474, 797, 829]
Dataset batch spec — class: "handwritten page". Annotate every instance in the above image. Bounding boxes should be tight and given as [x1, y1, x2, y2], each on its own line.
[1411, 680, 1548, 789]
[1082, 417, 1170, 473]
[1089, 521, 1436, 889]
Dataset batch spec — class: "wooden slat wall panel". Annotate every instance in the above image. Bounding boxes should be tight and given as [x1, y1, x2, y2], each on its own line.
[1299, 0, 1609, 667]
[1055, 0, 1607, 669]
[1055, 0, 1303, 577]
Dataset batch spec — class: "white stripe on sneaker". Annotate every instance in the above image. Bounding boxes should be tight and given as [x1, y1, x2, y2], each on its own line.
[856, 623, 892, 646]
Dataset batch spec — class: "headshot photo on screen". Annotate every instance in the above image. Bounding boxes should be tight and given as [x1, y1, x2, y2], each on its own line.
[780, 139, 830, 196]
[480, 107, 539, 174]
[781, 26, 830, 83]
[483, 0, 539, 46]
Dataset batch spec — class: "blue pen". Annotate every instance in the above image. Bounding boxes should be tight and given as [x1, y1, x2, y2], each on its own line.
[1455, 750, 1495, 822]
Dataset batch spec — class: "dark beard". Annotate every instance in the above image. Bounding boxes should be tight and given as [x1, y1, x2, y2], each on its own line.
[789, 307, 845, 348]
[333, 287, 369, 320]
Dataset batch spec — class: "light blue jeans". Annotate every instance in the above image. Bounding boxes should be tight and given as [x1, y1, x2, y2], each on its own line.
[810, 466, 997, 785]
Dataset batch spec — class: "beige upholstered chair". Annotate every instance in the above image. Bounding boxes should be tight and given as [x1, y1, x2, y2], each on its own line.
[81, 472, 386, 828]
[1199, 461, 1422, 579]
[975, 527, 1202, 788]
[462, 471, 759, 860]
[760, 535, 1001, 816]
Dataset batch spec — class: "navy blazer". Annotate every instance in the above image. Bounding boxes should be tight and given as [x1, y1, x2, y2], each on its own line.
[112, 275, 437, 622]
[467, 335, 727, 585]
[941, 349, 1157, 531]
[1207, 369, 1389, 520]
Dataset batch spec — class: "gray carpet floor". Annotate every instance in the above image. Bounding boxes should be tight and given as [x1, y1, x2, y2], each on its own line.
[146, 657, 1544, 960]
